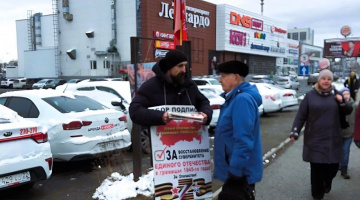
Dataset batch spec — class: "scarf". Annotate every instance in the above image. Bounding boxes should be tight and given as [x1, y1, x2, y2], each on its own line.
[313, 83, 334, 96]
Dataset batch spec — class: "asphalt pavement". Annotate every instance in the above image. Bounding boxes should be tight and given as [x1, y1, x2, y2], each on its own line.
[213, 135, 360, 200]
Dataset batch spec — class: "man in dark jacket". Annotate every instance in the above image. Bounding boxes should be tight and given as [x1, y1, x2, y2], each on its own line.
[129, 49, 212, 127]
[344, 71, 359, 100]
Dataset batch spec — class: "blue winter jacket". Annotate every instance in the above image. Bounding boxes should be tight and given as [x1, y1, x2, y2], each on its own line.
[214, 82, 263, 184]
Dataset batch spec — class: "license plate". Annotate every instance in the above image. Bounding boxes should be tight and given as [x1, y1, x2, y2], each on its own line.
[98, 140, 122, 151]
[0, 171, 31, 188]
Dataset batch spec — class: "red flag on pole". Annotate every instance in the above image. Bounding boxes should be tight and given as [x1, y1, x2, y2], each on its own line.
[173, 0, 188, 46]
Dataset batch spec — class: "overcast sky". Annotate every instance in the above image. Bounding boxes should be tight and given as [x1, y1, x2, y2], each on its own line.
[0, 0, 359, 63]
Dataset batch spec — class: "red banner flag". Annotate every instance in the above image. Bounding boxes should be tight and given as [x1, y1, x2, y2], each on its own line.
[173, 0, 188, 46]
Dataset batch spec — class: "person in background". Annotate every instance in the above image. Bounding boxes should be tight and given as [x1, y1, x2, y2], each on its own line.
[214, 60, 263, 200]
[344, 71, 359, 101]
[289, 69, 352, 200]
[339, 87, 357, 179]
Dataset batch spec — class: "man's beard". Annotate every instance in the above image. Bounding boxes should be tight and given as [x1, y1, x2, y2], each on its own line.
[171, 72, 186, 85]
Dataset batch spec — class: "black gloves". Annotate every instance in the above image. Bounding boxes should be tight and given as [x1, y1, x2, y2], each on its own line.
[289, 132, 299, 140]
[218, 173, 253, 200]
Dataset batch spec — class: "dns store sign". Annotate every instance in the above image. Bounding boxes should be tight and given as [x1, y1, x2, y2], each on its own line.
[230, 11, 263, 31]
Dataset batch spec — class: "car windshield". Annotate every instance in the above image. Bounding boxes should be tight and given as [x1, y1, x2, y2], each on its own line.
[37, 79, 48, 83]
[209, 79, 221, 85]
[278, 78, 288, 82]
[42, 95, 107, 113]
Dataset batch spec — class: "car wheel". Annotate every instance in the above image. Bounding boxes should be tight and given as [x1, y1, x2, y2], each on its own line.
[22, 85, 26, 89]
[9, 84, 13, 89]
[141, 129, 151, 154]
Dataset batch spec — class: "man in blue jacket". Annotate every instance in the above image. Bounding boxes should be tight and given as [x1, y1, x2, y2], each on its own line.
[214, 60, 263, 200]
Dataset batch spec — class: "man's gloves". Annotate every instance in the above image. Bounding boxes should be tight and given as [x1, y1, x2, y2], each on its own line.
[289, 132, 299, 140]
[354, 140, 360, 149]
[218, 173, 253, 200]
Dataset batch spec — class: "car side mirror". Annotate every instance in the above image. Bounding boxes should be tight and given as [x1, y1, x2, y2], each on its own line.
[111, 98, 126, 110]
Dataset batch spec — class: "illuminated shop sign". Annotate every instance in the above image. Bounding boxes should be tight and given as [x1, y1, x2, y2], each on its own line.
[250, 43, 270, 52]
[158, 2, 210, 28]
[229, 29, 247, 46]
[271, 26, 287, 34]
[254, 32, 266, 39]
[154, 40, 175, 50]
[289, 43, 298, 48]
[154, 49, 169, 58]
[230, 11, 263, 31]
[153, 31, 174, 40]
[288, 49, 298, 54]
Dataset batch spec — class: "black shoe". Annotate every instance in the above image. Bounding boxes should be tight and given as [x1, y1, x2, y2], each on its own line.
[341, 172, 350, 179]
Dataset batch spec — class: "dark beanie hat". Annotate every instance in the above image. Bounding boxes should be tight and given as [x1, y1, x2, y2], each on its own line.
[160, 50, 188, 72]
[217, 60, 249, 77]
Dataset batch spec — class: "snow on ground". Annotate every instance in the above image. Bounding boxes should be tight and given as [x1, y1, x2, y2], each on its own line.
[92, 170, 154, 200]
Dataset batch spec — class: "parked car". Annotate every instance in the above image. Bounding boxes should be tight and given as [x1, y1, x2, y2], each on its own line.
[276, 76, 300, 90]
[0, 78, 15, 88]
[12, 78, 27, 89]
[23, 78, 42, 89]
[0, 105, 53, 190]
[32, 79, 54, 89]
[199, 90, 225, 134]
[0, 90, 131, 162]
[250, 75, 273, 84]
[66, 79, 83, 84]
[307, 73, 319, 85]
[43, 79, 67, 89]
[260, 83, 298, 109]
[251, 82, 282, 113]
[193, 77, 223, 95]
[197, 85, 224, 96]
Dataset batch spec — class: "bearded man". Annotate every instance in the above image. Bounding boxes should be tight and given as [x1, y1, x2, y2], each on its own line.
[129, 50, 212, 126]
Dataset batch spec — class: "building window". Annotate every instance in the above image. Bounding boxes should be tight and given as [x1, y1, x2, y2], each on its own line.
[190, 37, 204, 64]
[103, 60, 110, 69]
[300, 32, 307, 41]
[292, 32, 299, 40]
[287, 33, 291, 39]
[90, 60, 97, 69]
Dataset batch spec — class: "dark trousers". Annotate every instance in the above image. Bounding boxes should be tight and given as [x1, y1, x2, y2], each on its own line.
[310, 163, 339, 199]
[219, 175, 255, 200]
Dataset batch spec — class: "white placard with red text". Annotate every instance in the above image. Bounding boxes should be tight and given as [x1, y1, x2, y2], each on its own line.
[149, 105, 212, 200]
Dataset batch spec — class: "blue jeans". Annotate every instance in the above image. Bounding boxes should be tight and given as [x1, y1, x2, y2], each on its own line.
[341, 137, 353, 167]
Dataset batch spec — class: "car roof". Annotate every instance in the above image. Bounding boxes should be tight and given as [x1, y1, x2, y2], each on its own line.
[0, 89, 78, 99]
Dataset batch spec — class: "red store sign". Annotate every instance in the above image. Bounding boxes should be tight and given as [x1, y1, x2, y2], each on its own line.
[230, 11, 263, 31]
[271, 26, 287, 34]
[154, 40, 175, 50]
[153, 31, 174, 40]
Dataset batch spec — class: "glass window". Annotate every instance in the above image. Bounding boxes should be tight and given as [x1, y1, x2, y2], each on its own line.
[193, 80, 208, 85]
[287, 33, 291, 39]
[6, 97, 39, 118]
[77, 86, 95, 91]
[209, 79, 221, 85]
[0, 97, 8, 105]
[300, 32, 307, 41]
[292, 32, 299, 40]
[90, 60, 97, 69]
[96, 86, 125, 101]
[42, 95, 107, 113]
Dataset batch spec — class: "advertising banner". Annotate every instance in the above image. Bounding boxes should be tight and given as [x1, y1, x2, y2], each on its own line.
[149, 105, 212, 200]
[324, 40, 360, 58]
[126, 62, 156, 96]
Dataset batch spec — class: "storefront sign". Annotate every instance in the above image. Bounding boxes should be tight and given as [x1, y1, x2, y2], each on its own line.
[229, 11, 263, 31]
[159, 2, 210, 28]
[250, 43, 270, 52]
[154, 31, 174, 40]
[341, 25, 351, 37]
[288, 49, 298, 54]
[154, 49, 169, 58]
[154, 40, 176, 50]
[229, 30, 247, 46]
[149, 105, 212, 200]
[254, 32, 266, 39]
[270, 46, 285, 53]
[271, 26, 287, 34]
[288, 43, 298, 48]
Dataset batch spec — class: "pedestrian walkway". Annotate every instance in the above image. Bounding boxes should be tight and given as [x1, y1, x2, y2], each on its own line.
[255, 136, 360, 200]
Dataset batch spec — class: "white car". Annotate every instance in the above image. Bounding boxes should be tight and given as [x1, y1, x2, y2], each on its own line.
[0, 105, 53, 190]
[260, 83, 298, 109]
[0, 78, 15, 88]
[193, 77, 223, 95]
[251, 82, 282, 113]
[197, 85, 224, 96]
[276, 76, 300, 90]
[12, 78, 27, 89]
[199, 90, 224, 134]
[56, 81, 132, 132]
[0, 90, 131, 162]
[32, 79, 53, 89]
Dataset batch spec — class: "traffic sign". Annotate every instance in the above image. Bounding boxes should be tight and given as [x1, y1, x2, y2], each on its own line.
[300, 53, 310, 64]
[299, 65, 309, 75]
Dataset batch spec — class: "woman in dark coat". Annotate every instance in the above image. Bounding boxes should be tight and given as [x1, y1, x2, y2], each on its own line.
[289, 69, 352, 200]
